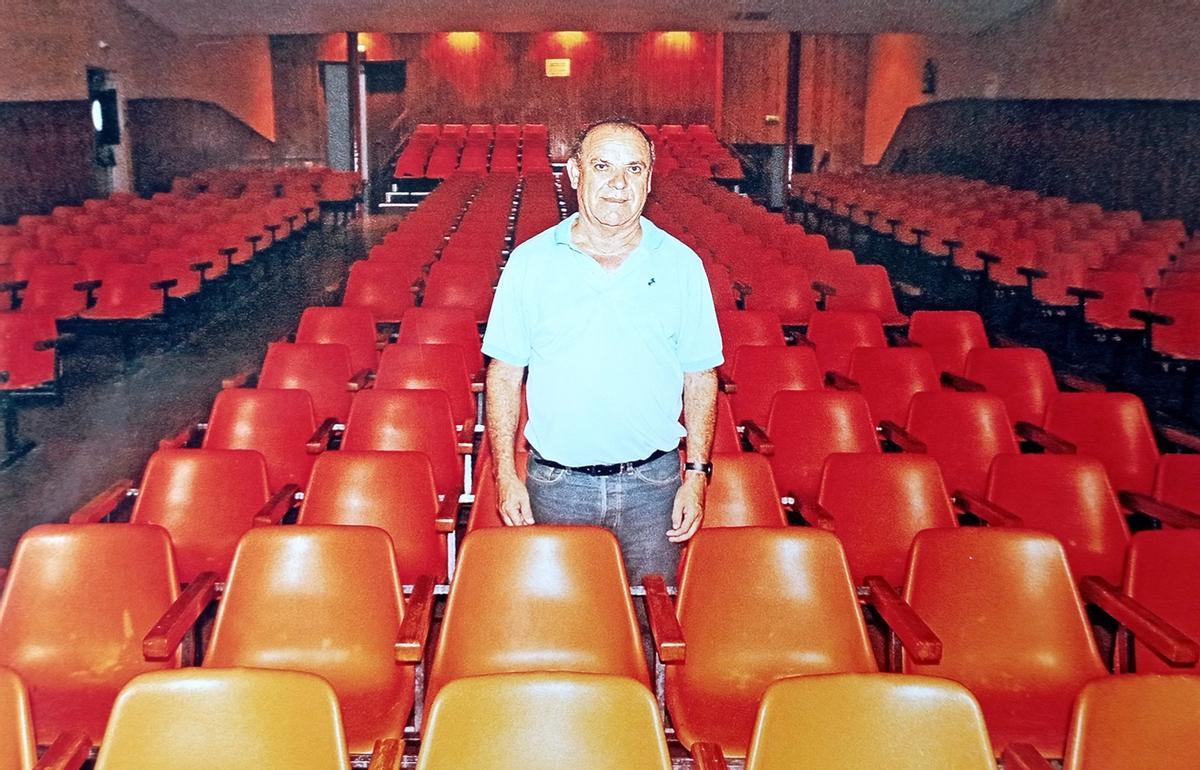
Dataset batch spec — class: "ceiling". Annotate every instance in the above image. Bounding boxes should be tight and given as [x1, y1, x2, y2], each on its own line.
[124, 0, 1037, 37]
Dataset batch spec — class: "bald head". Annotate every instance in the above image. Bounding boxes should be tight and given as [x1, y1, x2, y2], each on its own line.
[570, 119, 655, 168]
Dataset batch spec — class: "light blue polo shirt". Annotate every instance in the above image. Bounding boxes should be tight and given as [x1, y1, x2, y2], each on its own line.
[482, 213, 723, 466]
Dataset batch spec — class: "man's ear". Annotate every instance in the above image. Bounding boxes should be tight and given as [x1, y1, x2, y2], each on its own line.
[565, 157, 580, 190]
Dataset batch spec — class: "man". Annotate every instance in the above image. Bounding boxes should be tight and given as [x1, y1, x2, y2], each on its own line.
[481, 118, 722, 585]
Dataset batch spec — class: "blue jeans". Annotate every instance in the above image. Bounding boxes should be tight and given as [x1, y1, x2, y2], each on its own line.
[526, 449, 682, 587]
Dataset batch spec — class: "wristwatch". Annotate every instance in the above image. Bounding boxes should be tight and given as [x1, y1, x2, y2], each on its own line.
[683, 460, 713, 480]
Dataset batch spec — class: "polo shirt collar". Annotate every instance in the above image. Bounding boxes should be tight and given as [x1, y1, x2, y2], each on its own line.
[553, 212, 666, 254]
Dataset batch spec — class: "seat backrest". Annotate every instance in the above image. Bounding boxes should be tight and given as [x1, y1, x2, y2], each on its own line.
[1149, 288, 1200, 359]
[847, 347, 940, 426]
[428, 527, 649, 709]
[298, 451, 446, 582]
[202, 388, 319, 490]
[716, 309, 785, 367]
[374, 342, 474, 429]
[907, 310, 989, 377]
[1123, 530, 1200, 674]
[20, 264, 88, 317]
[93, 669, 351, 770]
[130, 448, 272, 582]
[744, 674, 995, 770]
[258, 342, 355, 422]
[741, 264, 816, 324]
[1153, 454, 1200, 511]
[1062, 676, 1200, 770]
[0, 313, 57, 390]
[1081, 269, 1147, 329]
[1042, 392, 1159, 494]
[728, 345, 822, 427]
[0, 524, 180, 744]
[704, 452, 787, 528]
[295, 306, 378, 374]
[397, 307, 482, 372]
[805, 310, 887, 375]
[904, 392, 1018, 495]
[340, 389, 462, 498]
[342, 261, 416, 324]
[817, 453, 955, 587]
[963, 347, 1057, 426]
[0, 667, 36, 770]
[417, 672, 671, 770]
[825, 264, 903, 322]
[765, 390, 879, 505]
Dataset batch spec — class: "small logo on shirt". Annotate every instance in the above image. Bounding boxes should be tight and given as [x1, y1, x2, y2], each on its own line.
[647, 277, 656, 286]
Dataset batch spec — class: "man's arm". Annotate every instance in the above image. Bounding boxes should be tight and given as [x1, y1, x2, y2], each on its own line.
[668, 368, 717, 543]
[486, 358, 534, 526]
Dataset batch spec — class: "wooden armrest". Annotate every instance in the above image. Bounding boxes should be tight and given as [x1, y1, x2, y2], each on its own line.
[1058, 373, 1105, 393]
[245, 234, 263, 243]
[642, 573, 685, 663]
[0, 280, 29, 293]
[221, 369, 255, 389]
[33, 334, 73, 352]
[143, 571, 219, 661]
[802, 501, 837, 531]
[976, 250, 1001, 265]
[265, 224, 281, 232]
[717, 371, 737, 394]
[395, 574, 436, 663]
[435, 494, 458, 533]
[347, 368, 372, 392]
[1161, 426, 1200, 453]
[67, 479, 133, 524]
[940, 372, 986, 392]
[72, 279, 101, 292]
[1014, 421, 1076, 453]
[1080, 575, 1199, 667]
[306, 417, 338, 453]
[953, 490, 1023, 526]
[886, 218, 901, 227]
[1001, 743, 1055, 770]
[1118, 490, 1200, 529]
[690, 742, 730, 770]
[824, 371, 859, 390]
[365, 738, 402, 770]
[218, 246, 238, 258]
[732, 280, 751, 298]
[911, 227, 929, 236]
[159, 423, 203, 449]
[150, 278, 178, 292]
[1130, 308, 1173, 326]
[812, 280, 837, 297]
[942, 239, 962, 249]
[252, 484, 299, 526]
[1066, 286, 1103, 301]
[31, 730, 92, 770]
[864, 576, 942, 663]
[878, 420, 926, 453]
[742, 420, 774, 455]
[1016, 266, 1047, 281]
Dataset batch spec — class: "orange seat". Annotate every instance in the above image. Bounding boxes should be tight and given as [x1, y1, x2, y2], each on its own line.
[427, 527, 649, 713]
[899, 392, 1019, 495]
[727, 345, 821, 427]
[203, 526, 419, 753]
[258, 342, 356, 422]
[0, 524, 186, 745]
[743, 674, 995, 769]
[92, 669, 353, 770]
[298, 451, 448, 582]
[815, 453, 955, 587]
[665, 528, 877, 757]
[845, 347, 940, 426]
[295, 306, 379, 374]
[374, 342, 474, 429]
[0, 667, 36, 770]
[128, 448, 274, 582]
[397, 307, 482, 373]
[416, 673, 672, 770]
[902, 528, 1106, 757]
[202, 388, 323, 491]
[907, 310, 989, 377]
[1061, 676, 1200, 770]
[805, 310, 887, 376]
[1040, 392, 1158, 494]
[962, 347, 1057, 426]
[704, 452, 786, 528]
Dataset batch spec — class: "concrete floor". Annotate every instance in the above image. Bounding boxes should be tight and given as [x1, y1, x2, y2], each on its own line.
[0, 213, 396, 564]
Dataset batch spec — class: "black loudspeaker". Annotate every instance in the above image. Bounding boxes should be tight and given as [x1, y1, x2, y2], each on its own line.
[364, 61, 407, 93]
[91, 89, 120, 145]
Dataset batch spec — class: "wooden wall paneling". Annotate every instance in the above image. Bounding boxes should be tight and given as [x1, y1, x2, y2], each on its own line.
[270, 35, 327, 165]
[722, 33, 788, 144]
[0, 101, 95, 225]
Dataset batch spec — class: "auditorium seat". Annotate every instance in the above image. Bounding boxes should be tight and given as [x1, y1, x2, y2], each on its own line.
[804, 310, 887, 375]
[92, 669, 373, 770]
[416, 673, 671, 770]
[716, 310, 785, 370]
[298, 451, 452, 582]
[7, 264, 90, 318]
[956, 347, 1058, 426]
[901, 528, 1106, 758]
[1138, 287, 1200, 362]
[258, 342, 360, 423]
[907, 310, 989, 377]
[397, 307, 483, 373]
[0, 312, 66, 465]
[839, 347, 941, 426]
[420, 261, 495, 323]
[426, 527, 649, 716]
[703, 453, 787, 528]
[726, 345, 821, 427]
[0, 524, 214, 746]
[818, 264, 908, 325]
[295, 306, 381, 374]
[374, 342, 475, 430]
[0, 666, 91, 770]
[739, 263, 817, 324]
[342, 261, 418, 324]
[78, 263, 175, 320]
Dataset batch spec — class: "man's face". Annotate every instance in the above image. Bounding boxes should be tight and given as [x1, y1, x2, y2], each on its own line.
[566, 125, 653, 229]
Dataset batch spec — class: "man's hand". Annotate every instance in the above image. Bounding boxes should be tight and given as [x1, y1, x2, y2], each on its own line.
[667, 472, 706, 543]
[497, 472, 535, 526]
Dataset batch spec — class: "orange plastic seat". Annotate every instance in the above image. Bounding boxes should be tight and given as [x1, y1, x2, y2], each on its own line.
[0, 667, 37, 770]
[92, 669, 353, 770]
[1061, 675, 1200, 770]
[902, 528, 1106, 757]
[742, 674, 995, 770]
[427, 527, 649, 712]
[374, 342, 474, 429]
[0, 524, 187, 745]
[759, 390, 879, 506]
[845, 347, 940, 426]
[295, 306, 379, 374]
[1040, 392, 1159, 494]
[899, 392, 1019, 495]
[665, 528, 877, 757]
[202, 388, 323, 491]
[984, 454, 1130, 584]
[704, 452, 786, 528]
[258, 342, 357, 422]
[727, 345, 821, 427]
[203, 526, 420, 753]
[907, 310, 989, 377]
[298, 451, 448, 582]
[805, 310, 886, 375]
[814, 453, 955, 587]
[962, 347, 1057, 426]
[397, 307, 482, 373]
[416, 672, 671, 770]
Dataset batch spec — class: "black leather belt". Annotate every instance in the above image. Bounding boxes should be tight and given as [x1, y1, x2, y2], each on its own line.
[532, 449, 673, 476]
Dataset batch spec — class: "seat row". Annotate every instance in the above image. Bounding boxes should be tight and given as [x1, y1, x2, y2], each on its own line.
[639, 123, 743, 179]
[393, 123, 552, 178]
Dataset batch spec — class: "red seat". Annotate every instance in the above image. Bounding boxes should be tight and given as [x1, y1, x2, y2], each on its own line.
[716, 310, 785, 374]
[1079, 270, 1147, 330]
[896, 392, 1019, 495]
[907, 310, 988, 377]
[397, 307, 482, 373]
[1114, 530, 1200, 674]
[1152, 454, 1200, 512]
[961, 347, 1057, 426]
[845, 347, 940, 426]
[727, 345, 822, 427]
[79, 263, 172, 319]
[11, 265, 89, 318]
[1145, 288, 1200, 360]
[202, 388, 323, 490]
[421, 262, 495, 324]
[1040, 392, 1158, 494]
[374, 342, 474, 429]
[295, 306, 379, 374]
[0, 313, 58, 390]
[805, 311, 887, 376]
[822, 265, 907, 325]
[258, 342, 356, 422]
[342, 261, 417, 324]
[740, 264, 817, 325]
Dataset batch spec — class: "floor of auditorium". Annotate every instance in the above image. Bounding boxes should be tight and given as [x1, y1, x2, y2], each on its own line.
[0, 213, 394, 563]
